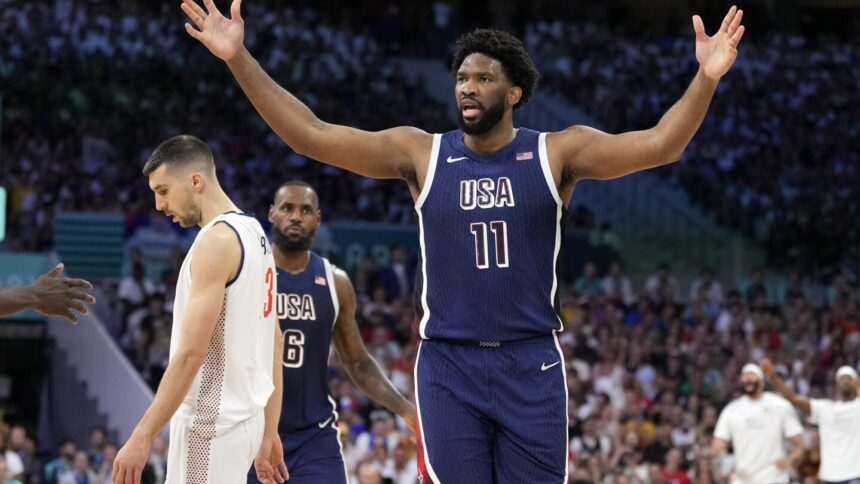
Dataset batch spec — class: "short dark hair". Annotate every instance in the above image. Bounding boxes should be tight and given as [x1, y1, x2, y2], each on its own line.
[273, 180, 319, 208]
[451, 29, 540, 109]
[142, 135, 214, 176]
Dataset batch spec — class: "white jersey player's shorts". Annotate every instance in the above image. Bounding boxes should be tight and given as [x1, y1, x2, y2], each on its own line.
[166, 409, 264, 484]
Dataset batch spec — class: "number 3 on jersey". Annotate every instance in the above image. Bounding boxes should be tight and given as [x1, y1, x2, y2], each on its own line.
[263, 267, 274, 317]
[470, 220, 509, 269]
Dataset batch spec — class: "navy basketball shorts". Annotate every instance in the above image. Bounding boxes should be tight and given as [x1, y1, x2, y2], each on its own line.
[247, 421, 348, 484]
[414, 334, 568, 483]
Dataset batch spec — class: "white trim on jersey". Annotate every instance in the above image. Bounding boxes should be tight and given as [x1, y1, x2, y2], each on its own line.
[538, 132, 565, 332]
[327, 395, 350, 481]
[322, 258, 340, 328]
[417, 133, 442, 339]
[552, 332, 570, 483]
[415, 134, 442, 210]
[413, 342, 443, 483]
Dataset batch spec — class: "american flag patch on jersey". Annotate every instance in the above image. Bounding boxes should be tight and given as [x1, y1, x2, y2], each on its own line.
[516, 151, 534, 160]
[315, 276, 327, 286]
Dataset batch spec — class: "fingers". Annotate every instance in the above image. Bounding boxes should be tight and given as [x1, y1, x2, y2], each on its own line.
[70, 289, 97, 305]
[183, 0, 208, 19]
[185, 23, 204, 40]
[201, 0, 221, 16]
[64, 277, 94, 290]
[692, 15, 706, 41]
[720, 5, 738, 33]
[731, 25, 746, 46]
[276, 461, 289, 483]
[728, 9, 744, 36]
[181, 2, 206, 29]
[47, 263, 64, 278]
[230, 0, 243, 22]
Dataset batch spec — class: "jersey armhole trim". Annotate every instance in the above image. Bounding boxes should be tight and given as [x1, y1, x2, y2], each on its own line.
[414, 133, 442, 210]
[323, 258, 340, 326]
[214, 220, 244, 288]
[538, 132, 563, 206]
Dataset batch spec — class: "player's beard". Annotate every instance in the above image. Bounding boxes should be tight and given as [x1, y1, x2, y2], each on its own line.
[457, 97, 506, 136]
[175, 195, 201, 228]
[741, 381, 759, 396]
[840, 384, 857, 400]
[271, 225, 316, 253]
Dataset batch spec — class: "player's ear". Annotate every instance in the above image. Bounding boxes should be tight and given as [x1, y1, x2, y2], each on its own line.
[268, 204, 275, 222]
[507, 86, 522, 108]
[189, 172, 206, 193]
[315, 208, 322, 225]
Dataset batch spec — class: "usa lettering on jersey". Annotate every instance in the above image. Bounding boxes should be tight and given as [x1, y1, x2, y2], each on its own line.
[276, 293, 316, 320]
[460, 177, 515, 210]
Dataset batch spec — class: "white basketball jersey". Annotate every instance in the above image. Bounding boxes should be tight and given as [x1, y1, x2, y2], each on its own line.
[171, 211, 277, 436]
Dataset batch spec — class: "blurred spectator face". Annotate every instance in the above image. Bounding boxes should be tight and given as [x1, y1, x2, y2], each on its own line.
[584, 262, 597, 278]
[103, 443, 119, 464]
[9, 426, 27, 451]
[838, 374, 857, 400]
[665, 448, 682, 470]
[391, 247, 407, 264]
[357, 461, 382, 484]
[147, 165, 202, 228]
[269, 185, 320, 252]
[90, 427, 107, 449]
[73, 450, 89, 471]
[61, 440, 77, 461]
[740, 372, 761, 396]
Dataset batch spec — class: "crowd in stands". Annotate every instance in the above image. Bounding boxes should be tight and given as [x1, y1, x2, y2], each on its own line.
[3, 251, 860, 482]
[3, 1, 860, 483]
[0, 0, 449, 254]
[524, 20, 860, 269]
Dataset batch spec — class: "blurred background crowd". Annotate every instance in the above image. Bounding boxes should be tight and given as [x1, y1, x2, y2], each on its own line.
[1, 0, 858, 483]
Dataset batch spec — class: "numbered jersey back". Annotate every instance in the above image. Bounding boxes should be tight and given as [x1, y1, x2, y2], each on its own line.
[276, 252, 340, 433]
[415, 128, 564, 342]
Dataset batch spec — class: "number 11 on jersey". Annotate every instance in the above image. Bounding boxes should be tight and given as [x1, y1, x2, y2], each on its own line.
[470, 220, 509, 269]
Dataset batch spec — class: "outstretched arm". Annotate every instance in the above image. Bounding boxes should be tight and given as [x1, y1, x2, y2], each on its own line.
[549, 6, 746, 181]
[330, 268, 417, 432]
[760, 358, 811, 416]
[181, 0, 431, 180]
[0, 263, 95, 323]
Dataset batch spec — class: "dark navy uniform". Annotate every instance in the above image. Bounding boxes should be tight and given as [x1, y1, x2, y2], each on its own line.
[414, 128, 568, 483]
[248, 252, 347, 484]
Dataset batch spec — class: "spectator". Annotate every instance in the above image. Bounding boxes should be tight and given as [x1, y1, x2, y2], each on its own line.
[0, 433, 22, 483]
[0, 456, 24, 484]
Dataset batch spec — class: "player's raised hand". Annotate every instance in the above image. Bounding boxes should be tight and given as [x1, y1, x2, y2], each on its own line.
[692, 5, 746, 81]
[759, 358, 774, 378]
[181, 0, 245, 61]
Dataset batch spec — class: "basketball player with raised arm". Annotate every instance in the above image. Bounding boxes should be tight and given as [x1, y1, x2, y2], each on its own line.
[113, 135, 287, 484]
[761, 359, 860, 484]
[247, 181, 416, 484]
[182, 1, 746, 481]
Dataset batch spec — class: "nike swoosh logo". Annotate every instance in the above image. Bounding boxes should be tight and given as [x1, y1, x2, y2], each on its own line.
[541, 361, 561, 371]
[447, 156, 468, 163]
[318, 416, 333, 428]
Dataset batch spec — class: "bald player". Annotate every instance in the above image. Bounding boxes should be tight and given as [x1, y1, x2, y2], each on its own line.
[710, 363, 804, 484]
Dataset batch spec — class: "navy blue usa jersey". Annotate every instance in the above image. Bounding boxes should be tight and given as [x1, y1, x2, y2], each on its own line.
[276, 252, 340, 434]
[415, 128, 564, 342]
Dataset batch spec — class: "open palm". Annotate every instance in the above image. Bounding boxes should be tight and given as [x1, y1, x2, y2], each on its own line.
[693, 5, 746, 81]
[181, 0, 245, 61]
